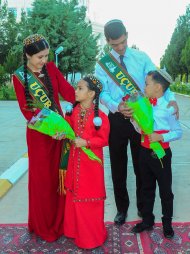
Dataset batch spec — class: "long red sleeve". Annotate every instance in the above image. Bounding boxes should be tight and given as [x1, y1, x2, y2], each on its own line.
[46, 62, 75, 104]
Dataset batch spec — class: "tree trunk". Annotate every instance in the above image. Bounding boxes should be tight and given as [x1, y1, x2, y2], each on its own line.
[73, 72, 76, 83]
[71, 72, 74, 83]
[186, 71, 189, 83]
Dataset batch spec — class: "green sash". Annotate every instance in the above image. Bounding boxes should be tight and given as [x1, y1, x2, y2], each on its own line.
[14, 66, 52, 109]
[98, 53, 141, 96]
[14, 65, 70, 171]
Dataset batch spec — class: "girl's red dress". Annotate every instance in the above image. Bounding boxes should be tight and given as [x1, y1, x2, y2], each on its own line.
[13, 62, 75, 242]
[63, 104, 110, 249]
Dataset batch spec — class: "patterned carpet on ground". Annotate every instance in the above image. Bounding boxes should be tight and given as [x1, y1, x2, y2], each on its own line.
[0, 222, 190, 253]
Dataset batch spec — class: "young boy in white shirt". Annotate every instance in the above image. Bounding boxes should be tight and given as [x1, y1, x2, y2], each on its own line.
[131, 69, 182, 239]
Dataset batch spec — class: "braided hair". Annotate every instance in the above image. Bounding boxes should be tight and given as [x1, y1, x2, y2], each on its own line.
[23, 34, 57, 112]
[66, 75, 103, 130]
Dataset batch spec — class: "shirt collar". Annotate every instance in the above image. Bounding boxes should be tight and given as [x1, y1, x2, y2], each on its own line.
[156, 96, 165, 106]
[111, 47, 130, 61]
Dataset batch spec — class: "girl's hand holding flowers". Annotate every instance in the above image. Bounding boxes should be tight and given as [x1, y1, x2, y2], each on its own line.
[73, 137, 87, 148]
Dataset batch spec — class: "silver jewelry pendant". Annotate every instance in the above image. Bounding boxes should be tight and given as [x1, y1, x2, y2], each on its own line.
[38, 73, 44, 78]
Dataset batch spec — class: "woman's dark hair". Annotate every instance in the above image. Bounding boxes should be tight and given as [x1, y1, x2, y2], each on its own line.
[104, 19, 127, 41]
[23, 34, 57, 112]
[66, 75, 102, 130]
[147, 70, 171, 92]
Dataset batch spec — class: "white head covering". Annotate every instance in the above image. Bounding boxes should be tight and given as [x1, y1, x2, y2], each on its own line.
[157, 68, 173, 83]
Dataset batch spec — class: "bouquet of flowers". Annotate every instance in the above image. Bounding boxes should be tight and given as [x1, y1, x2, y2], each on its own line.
[28, 107, 102, 163]
[125, 92, 165, 159]
[28, 107, 102, 194]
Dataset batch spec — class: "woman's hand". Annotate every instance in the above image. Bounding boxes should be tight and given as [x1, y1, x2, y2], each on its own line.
[52, 132, 66, 140]
[73, 137, 87, 148]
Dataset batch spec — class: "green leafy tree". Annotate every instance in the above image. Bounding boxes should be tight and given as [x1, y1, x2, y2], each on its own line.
[29, 0, 99, 78]
[0, 0, 99, 83]
[17, 10, 33, 44]
[0, 65, 9, 88]
[4, 50, 21, 81]
[181, 37, 190, 82]
[161, 5, 190, 80]
[98, 44, 111, 59]
[0, 2, 19, 65]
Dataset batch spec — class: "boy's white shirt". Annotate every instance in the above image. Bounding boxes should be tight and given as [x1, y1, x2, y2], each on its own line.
[153, 96, 182, 142]
[131, 96, 182, 143]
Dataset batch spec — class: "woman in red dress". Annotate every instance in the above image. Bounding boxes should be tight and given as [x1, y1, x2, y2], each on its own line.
[62, 75, 110, 249]
[13, 34, 75, 242]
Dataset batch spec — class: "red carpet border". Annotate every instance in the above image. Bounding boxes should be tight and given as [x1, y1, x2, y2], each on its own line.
[141, 222, 190, 254]
[0, 222, 190, 253]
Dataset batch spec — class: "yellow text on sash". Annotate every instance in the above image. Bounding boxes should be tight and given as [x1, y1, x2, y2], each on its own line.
[30, 82, 41, 90]
[116, 71, 137, 94]
[30, 82, 52, 108]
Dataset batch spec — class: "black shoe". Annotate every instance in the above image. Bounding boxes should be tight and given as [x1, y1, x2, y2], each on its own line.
[162, 217, 174, 239]
[137, 211, 142, 217]
[131, 222, 154, 233]
[163, 225, 174, 239]
[114, 211, 127, 225]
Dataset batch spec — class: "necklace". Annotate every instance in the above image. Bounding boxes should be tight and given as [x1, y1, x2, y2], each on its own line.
[80, 104, 91, 120]
[38, 72, 44, 78]
[76, 104, 93, 137]
[80, 104, 93, 118]
[80, 108, 86, 122]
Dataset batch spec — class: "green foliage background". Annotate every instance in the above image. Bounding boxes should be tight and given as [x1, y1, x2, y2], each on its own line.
[1, 0, 190, 99]
[0, 0, 99, 89]
[160, 5, 190, 82]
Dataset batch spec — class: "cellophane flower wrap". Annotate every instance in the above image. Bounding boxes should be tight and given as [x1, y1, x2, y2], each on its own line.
[27, 107, 102, 164]
[125, 92, 165, 159]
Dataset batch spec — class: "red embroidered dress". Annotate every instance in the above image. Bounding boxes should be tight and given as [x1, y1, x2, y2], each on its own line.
[63, 104, 110, 249]
[13, 62, 75, 242]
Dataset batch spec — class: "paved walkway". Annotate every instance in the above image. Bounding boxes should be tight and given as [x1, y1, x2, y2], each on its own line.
[0, 94, 190, 224]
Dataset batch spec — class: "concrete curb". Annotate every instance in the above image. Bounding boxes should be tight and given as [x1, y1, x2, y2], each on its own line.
[175, 92, 190, 97]
[0, 153, 28, 198]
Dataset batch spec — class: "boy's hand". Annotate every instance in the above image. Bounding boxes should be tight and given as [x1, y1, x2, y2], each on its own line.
[73, 137, 87, 148]
[167, 100, 179, 119]
[148, 133, 163, 143]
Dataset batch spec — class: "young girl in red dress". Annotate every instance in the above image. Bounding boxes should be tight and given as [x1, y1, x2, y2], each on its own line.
[13, 34, 75, 242]
[62, 75, 110, 249]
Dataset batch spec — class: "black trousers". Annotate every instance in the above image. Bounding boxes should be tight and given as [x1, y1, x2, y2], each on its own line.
[140, 147, 174, 225]
[108, 112, 142, 213]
